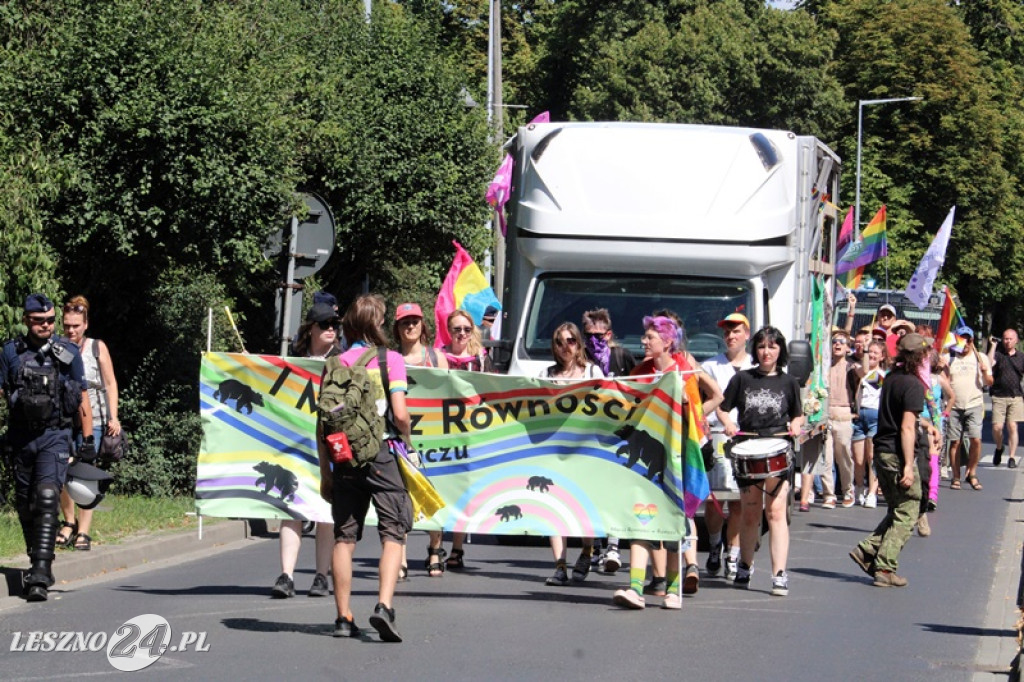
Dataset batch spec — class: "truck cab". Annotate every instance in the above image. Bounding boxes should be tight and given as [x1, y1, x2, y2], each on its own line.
[499, 121, 841, 380]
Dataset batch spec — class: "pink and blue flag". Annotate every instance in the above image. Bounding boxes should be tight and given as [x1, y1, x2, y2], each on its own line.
[435, 241, 502, 347]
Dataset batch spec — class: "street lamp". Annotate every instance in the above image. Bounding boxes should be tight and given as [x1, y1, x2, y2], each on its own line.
[854, 96, 922, 232]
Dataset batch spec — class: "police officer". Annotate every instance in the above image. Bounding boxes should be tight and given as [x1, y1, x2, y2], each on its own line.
[1, 294, 93, 601]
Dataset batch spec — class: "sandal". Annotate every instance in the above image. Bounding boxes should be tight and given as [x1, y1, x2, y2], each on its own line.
[967, 475, 983, 491]
[950, 480, 961, 490]
[446, 548, 465, 570]
[57, 521, 78, 549]
[74, 532, 92, 551]
[426, 548, 445, 578]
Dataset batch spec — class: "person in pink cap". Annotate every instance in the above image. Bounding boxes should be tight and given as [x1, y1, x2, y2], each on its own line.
[391, 302, 448, 578]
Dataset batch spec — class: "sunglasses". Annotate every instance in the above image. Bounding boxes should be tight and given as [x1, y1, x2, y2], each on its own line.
[28, 315, 56, 325]
[451, 326, 473, 334]
[556, 337, 579, 347]
[63, 304, 87, 313]
[832, 338, 848, 345]
[585, 331, 608, 340]
[317, 319, 340, 331]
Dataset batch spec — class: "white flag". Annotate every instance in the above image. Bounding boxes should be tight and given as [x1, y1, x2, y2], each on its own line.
[905, 206, 955, 310]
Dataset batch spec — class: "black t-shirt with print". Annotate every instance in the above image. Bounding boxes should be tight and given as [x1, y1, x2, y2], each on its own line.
[721, 368, 803, 436]
[873, 367, 927, 462]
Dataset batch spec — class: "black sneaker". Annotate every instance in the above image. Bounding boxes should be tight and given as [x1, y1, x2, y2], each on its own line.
[706, 542, 723, 577]
[271, 573, 295, 598]
[1010, 458, 1018, 469]
[309, 572, 329, 597]
[333, 616, 360, 638]
[994, 447, 1004, 467]
[369, 602, 402, 643]
[643, 577, 667, 596]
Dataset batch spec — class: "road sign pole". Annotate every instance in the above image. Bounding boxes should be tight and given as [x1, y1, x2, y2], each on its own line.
[280, 215, 300, 355]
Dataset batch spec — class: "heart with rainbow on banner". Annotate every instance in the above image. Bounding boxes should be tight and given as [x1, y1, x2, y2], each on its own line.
[633, 503, 658, 526]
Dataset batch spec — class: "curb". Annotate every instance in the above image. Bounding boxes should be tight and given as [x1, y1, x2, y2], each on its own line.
[1, 519, 258, 600]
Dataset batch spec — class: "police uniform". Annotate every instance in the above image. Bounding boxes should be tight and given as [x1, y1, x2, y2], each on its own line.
[0, 294, 86, 600]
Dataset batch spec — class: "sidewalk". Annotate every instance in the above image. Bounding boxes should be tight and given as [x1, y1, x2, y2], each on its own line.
[0, 518, 262, 604]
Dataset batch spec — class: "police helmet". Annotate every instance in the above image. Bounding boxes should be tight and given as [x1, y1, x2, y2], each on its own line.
[66, 462, 113, 510]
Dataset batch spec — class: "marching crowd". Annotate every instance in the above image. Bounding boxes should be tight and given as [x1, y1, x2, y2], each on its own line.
[3, 288, 1019, 643]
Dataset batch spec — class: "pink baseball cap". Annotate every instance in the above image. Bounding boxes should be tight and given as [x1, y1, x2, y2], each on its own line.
[394, 302, 423, 321]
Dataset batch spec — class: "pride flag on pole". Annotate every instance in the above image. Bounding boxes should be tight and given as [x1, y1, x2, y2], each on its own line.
[485, 154, 514, 237]
[435, 241, 502, 347]
[837, 205, 887, 274]
[934, 285, 968, 351]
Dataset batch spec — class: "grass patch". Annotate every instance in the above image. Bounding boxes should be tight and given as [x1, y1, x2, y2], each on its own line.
[0, 496, 211, 560]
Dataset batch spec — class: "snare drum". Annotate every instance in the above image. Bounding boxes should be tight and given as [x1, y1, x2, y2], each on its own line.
[729, 438, 792, 482]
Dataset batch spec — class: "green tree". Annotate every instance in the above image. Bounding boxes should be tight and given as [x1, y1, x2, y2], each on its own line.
[821, 0, 1023, 325]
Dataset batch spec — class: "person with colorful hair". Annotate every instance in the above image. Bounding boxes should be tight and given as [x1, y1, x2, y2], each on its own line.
[612, 314, 722, 610]
[718, 326, 804, 597]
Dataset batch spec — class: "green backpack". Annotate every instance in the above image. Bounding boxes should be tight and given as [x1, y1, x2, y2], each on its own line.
[318, 347, 387, 467]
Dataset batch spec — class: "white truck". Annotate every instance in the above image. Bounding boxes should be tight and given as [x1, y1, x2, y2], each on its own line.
[497, 121, 841, 382]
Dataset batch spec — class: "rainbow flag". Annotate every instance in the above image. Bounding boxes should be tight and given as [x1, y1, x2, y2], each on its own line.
[837, 205, 887, 274]
[681, 376, 710, 518]
[934, 285, 968, 351]
[435, 240, 501, 347]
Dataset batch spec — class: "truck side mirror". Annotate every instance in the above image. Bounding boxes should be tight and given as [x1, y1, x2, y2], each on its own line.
[788, 340, 813, 385]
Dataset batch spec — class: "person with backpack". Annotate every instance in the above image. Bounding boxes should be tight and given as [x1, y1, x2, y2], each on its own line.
[392, 302, 448, 579]
[270, 302, 340, 599]
[1, 293, 92, 602]
[56, 296, 120, 552]
[319, 294, 414, 642]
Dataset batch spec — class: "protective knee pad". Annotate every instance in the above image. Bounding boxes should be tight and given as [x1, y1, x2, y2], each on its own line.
[30, 484, 60, 562]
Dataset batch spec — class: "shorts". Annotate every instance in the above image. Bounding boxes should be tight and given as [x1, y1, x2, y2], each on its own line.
[947, 405, 984, 441]
[331, 441, 413, 544]
[852, 408, 879, 442]
[708, 434, 739, 493]
[991, 396, 1024, 426]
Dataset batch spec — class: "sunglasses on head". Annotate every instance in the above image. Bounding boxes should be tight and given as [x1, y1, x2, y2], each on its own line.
[29, 316, 56, 325]
[451, 326, 473, 334]
[317, 319, 340, 331]
[556, 337, 578, 347]
[63, 304, 86, 313]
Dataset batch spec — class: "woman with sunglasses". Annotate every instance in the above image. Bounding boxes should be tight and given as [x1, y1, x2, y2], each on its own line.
[392, 302, 448, 578]
[57, 296, 118, 552]
[439, 309, 492, 568]
[442, 310, 493, 373]
[271, 302, 340, 599]
[539, 323, 604, 586]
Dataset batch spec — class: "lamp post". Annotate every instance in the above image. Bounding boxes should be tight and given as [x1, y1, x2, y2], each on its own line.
[854, 96, 922, 232]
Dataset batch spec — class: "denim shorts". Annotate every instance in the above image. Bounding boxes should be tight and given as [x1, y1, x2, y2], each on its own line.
[852, 408, 878, 443]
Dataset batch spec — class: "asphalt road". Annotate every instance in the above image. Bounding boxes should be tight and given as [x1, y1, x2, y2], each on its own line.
[1, 455, 1022, 682]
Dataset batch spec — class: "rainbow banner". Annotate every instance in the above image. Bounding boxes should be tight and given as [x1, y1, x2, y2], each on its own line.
[935, 285, 968, 352]
[196, 354, 692, 541]
[837, 205, 887, 274]
[434, 240, 501, 347]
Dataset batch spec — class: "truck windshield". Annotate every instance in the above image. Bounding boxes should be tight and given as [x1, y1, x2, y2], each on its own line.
[524, 275, 751, 364]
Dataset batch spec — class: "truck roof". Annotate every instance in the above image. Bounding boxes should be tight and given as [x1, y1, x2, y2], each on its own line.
[513, 122, 817, 244]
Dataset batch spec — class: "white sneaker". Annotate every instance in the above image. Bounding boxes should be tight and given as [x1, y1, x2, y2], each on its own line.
[612, 588, 645, 609]
[864, 493, 878, 509]
[661, 593, 682, 610]
[857, 489, 867, 506]
[771, 570, 789, 597]
[724, 555, 739, 582]
[602, 547, 621, 574]
[940, 465, 951, 480]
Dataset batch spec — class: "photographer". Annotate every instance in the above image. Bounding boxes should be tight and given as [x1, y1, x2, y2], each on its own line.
[987, 329, 1024, 468]
[0, 294, 92, 602]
